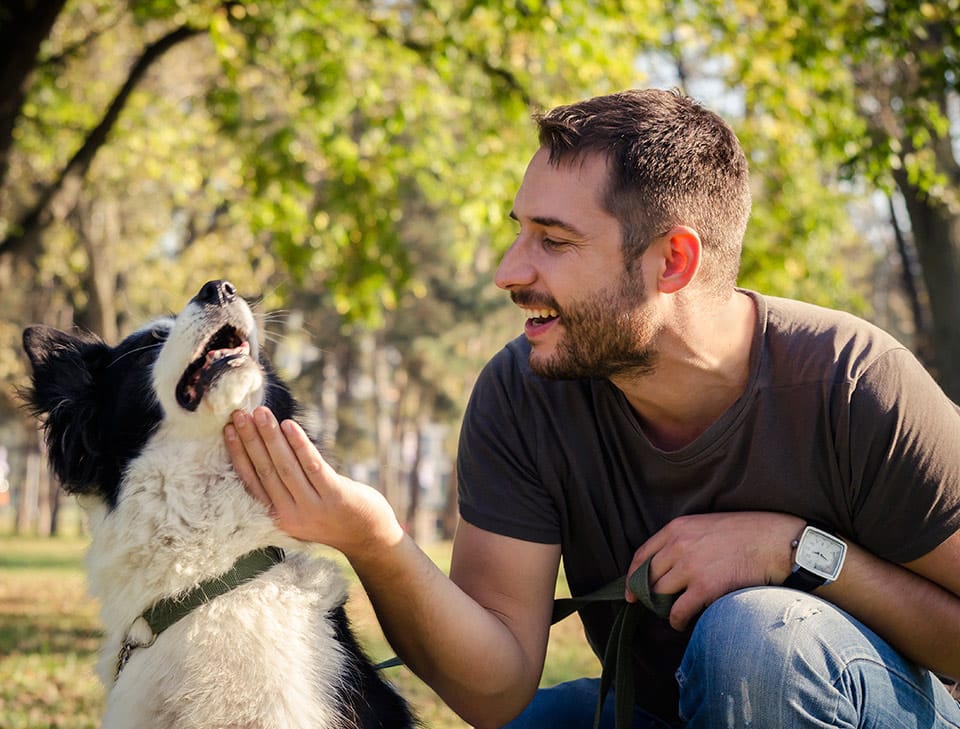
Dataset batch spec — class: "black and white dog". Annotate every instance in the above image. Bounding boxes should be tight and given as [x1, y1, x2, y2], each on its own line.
[22, 280, 415, 729]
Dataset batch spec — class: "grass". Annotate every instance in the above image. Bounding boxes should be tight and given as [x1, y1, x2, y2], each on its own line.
[0, 534, 599, 728]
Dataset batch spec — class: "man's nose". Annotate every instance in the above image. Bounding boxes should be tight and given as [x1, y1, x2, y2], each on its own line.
[494, 238, 536, 291]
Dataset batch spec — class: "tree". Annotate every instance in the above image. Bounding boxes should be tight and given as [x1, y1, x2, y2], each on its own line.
[0, 0, 651, 532]
[689, 0, 960, 398]
[0, 0, 69, 192]
[4, 0, 955, 532]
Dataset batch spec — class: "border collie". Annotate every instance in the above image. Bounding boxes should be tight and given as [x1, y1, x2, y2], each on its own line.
[22, 280, 415, 729]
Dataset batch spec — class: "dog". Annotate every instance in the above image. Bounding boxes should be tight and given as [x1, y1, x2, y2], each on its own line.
[22, 280, 416, 729]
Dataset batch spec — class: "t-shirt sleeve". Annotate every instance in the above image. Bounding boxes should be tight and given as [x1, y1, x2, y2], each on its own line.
[845, 347, 960, 563]
[457, 345, 562, 544]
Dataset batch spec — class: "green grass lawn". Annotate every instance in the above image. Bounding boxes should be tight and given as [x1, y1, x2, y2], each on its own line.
[0, 534, 599, 728]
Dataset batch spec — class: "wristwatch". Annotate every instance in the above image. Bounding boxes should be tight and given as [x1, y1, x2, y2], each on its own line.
[783, 524, 847, 592]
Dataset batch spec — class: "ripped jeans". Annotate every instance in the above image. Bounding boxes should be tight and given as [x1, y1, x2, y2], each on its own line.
[503, 587, 960, 728]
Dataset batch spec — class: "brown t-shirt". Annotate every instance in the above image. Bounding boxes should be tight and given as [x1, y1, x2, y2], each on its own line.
[457, 291, 960, 721]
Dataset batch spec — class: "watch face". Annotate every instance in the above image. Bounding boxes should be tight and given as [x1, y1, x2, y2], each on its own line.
[797, 527, 846, 581]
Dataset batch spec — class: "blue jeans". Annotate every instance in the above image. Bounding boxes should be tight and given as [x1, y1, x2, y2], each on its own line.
[504, 587, 960, 728]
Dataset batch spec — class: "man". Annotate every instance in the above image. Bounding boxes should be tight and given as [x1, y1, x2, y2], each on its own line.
[225, 89, 960, 727]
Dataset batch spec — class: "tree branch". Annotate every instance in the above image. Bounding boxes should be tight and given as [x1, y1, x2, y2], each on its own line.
[0, 23, 205, 261]
[366, 7, 538, 109]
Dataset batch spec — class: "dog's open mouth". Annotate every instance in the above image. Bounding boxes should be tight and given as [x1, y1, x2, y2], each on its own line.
[176, 325, 251, 411]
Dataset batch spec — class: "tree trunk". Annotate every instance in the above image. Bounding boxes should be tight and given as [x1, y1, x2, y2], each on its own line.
[16, 450, 39, 535]
[48, 478, 61, 537]
[76, 197, 120, 340]
[36, 459, 52, 537]
[373, 332, 398, 505]
[441, 466, 459, 541]
[894, 168, 960, 403]
[0, 0, 68, 190]
[405, 418, 423, 540]
[887, 194, 931, 363]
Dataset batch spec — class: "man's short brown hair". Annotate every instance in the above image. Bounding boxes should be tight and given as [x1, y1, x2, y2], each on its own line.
[535, 88, 751, 293]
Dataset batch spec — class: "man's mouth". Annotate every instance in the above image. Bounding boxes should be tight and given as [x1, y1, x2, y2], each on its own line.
[524, 307, 560, 326]
[175, 324, 251, 411]
[520, 306, 561, 340]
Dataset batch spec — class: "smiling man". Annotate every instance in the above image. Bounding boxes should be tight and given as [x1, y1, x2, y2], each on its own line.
[504, 148, 665, 381]
[226, 89, 960, 728]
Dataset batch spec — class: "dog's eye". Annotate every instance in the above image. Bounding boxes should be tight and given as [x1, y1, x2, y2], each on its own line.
[151, 326, 170, 342]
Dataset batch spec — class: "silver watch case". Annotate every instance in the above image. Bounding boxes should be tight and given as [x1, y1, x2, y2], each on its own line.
[793, 525, 847, 584]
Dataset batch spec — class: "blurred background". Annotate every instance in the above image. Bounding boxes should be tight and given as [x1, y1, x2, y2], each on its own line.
[1, 0, 958, 541]
[2, 2, 959, 726]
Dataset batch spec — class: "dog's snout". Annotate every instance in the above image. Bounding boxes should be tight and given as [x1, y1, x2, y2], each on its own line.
[195, 280, 237, 307]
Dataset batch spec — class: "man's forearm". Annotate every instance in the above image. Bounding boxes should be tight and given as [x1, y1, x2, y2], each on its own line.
[346, 533, 541, 727]
[820, 541, 960, 680]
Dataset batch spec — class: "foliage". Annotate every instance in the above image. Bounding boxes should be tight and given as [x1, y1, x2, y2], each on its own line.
[3, 0, 959, 513]
[0, 0, 657, 476]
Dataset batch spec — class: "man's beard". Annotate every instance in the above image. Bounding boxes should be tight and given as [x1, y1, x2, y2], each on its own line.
[524, 269, 662, 380]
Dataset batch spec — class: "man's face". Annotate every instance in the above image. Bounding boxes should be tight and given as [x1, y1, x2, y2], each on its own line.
[497, 148, 663, 379]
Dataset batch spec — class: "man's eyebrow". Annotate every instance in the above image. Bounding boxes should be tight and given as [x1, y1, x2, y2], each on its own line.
[509, 210, 585, 237]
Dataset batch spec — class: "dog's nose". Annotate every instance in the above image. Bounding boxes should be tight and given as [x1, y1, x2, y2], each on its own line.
[195, 280, 237, 307]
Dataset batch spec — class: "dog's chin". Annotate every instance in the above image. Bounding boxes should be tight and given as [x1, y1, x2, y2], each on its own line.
[163, 361, 266, 433]
[191, 364, 266, 422]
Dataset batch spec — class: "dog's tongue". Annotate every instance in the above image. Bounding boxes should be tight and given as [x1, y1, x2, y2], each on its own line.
[197, 342, 250, 386]
[177, 342, 250, 410]
[204, 342, 249, 369]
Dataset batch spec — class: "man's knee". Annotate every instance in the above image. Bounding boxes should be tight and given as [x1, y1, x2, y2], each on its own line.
[682, 587, 823, 669]
[676, 587, 849, 726]
[676, 587, 960, 728]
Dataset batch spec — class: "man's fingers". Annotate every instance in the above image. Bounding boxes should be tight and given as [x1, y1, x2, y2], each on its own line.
[229, 408, 298, 509]
[225, 419, 272, 506]
[281, 419, 338, 488]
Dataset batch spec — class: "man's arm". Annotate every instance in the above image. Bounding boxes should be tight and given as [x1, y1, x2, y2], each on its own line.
[827, 529, 960, 680]
[628, 512, 960, 680]
[224, 407, 561, 728]
[355, 522, 561, 727]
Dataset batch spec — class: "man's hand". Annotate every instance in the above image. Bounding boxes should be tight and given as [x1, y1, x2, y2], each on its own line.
[225, 407, 560, 727]
[224, 406, 404, 558]
[626, 512, 804, 630]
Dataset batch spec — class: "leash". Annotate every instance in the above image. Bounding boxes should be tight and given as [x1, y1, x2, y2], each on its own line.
[377, 557, 678, 729]
[116, 546, 285, 677]
[550, 557, 678, 729]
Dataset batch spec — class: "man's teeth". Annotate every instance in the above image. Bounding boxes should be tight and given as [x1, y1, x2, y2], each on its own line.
[528, 309, 558, 319]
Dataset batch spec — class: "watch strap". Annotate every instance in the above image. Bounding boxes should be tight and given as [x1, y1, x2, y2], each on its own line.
[782, 565, 827, 592]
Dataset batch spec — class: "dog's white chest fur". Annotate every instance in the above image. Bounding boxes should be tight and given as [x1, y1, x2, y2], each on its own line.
[87, 436, 352, 729]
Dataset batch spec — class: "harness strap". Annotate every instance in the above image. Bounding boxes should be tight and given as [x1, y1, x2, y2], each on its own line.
[116, 546, 285, 677]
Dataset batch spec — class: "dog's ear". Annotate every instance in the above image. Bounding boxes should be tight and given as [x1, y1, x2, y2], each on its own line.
[23, 325, 101, 367]
[22, 325, 110, 496]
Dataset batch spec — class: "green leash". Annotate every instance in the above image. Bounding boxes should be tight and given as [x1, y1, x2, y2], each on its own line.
[377, 557, 678, 729]
[551, 557, 678, 729]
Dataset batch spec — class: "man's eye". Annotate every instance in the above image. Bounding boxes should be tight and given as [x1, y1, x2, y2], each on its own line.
[543, 237, 569, 250]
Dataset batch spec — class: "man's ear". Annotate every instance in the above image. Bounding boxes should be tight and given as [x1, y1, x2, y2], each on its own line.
[657, 226, 702, 294]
